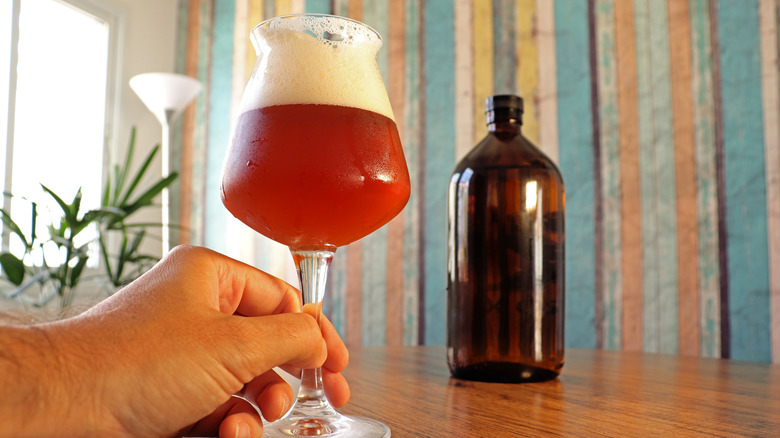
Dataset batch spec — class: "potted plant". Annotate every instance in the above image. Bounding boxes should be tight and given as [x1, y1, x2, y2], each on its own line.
[0, 127, 178, 309]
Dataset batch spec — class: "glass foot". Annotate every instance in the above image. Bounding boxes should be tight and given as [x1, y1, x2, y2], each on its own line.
[263, 411, 390, 437]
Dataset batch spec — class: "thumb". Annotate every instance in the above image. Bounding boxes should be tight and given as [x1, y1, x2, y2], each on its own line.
[215, 312, 327, 383]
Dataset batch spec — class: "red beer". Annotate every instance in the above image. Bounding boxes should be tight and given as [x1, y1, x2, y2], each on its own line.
[221, 103, 410, 248]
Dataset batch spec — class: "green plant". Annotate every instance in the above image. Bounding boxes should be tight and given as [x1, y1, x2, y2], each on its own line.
[0, 127, 178, 308]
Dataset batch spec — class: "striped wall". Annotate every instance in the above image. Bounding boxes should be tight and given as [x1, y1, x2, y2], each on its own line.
[173, 0, 780, 363]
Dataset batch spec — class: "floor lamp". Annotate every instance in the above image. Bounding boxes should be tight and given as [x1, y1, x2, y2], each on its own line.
[129, 72, 201, 255]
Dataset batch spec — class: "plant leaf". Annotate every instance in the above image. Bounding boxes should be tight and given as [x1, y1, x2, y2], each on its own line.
[102, 174, 111, 207]
[30, 202, 37, 247]
[71, 187, 83, 218]
[0, 209, 28, 249]
[126, 229, 146, 256]
[114, 126, 136, 203]
[118, 144, 159, 207]
[68, 255, 89, 288]
[0, 252, 25, 286]
[114, 231, 128, 283]
[123, 173, 178, 216]
[41, 184, 77, 226]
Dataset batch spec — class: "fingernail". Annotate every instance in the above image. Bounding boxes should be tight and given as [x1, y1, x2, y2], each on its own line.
[236, 422, 250, 438]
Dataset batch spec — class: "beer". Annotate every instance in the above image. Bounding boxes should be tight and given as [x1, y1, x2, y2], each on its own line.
[222, 103, 409, 247]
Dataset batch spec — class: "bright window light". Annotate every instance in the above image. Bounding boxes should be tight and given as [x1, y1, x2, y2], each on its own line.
[5, 0, 110, 264]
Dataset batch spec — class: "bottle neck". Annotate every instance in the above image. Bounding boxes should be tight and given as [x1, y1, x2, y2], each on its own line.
[486, 108, 522, 136]
[488, 119, 521, 138]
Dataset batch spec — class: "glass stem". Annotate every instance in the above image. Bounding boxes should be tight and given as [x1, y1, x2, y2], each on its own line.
[290, 247, 335, 414]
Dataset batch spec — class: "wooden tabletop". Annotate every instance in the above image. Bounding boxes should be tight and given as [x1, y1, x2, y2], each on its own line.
[338, 346, 780, 437]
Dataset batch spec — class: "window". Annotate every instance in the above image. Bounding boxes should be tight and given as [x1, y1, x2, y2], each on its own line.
[1, 0, 119, 265]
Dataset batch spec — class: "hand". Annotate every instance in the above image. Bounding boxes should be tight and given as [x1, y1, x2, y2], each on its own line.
[27, 245, 349, 437]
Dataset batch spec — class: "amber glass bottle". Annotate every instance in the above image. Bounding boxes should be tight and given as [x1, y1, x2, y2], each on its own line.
[446, 95, 565, 383]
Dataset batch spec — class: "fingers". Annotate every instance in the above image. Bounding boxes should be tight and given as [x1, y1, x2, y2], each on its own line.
[186, 398, 261, 438]
[219, 411, 262, 438]
[162, 246, 303, 317]
[322, 369, 351, 408]
[243, 371, 294, 422]
[201, 245, 302, 316]
[220, 312, 327, 381]
[302, 304, 348, 372]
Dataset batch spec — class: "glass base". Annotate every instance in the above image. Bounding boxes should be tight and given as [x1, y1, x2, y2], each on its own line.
[263, 411, 390, 437]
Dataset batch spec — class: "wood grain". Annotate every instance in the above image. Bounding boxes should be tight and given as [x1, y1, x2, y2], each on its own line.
[340, 346, 780, 437]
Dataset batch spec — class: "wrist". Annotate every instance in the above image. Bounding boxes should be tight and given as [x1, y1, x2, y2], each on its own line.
[0, 322, 94, 437]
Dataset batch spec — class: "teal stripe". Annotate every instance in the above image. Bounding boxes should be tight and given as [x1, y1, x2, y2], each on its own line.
[305, 0, 330, 13]
[651, 0, 678, 354]
[360, 228, 387, 346]
[635, 0, 656, 353]
[716, 0, 771, 362]
[264, 0, 275, 19]
[326, 247, 347, 336]
[493, 0, 516, 93]
[689, 0, 720, 358]
[360, 0, 390, 347]
[595, 0, 622, 350]
[554, 0, 597, 349]
[403, 0, 422, 345]
[205, 0, 235, 253]
[423, 0, 455, 345]
[635, 0, 679, 354]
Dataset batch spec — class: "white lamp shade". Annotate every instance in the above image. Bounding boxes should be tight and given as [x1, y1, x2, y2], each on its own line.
[129, 72, 201, 124]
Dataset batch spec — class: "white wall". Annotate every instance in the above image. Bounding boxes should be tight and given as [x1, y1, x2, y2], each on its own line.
[110, 0, 180, 260]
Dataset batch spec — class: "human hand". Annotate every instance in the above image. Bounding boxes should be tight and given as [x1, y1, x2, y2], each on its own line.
[36, 245, 349, 437]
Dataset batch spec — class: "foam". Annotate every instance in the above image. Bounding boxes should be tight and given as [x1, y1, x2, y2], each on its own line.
[240, 15, 395, 121]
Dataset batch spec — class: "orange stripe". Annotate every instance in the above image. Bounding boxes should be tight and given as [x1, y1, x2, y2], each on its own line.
[615, 0, 643, 351]
[179, 0, 202, 245]
[348, 0, 362, 20]
[668, 0, 700, 356]
[385, 0, 405, 347]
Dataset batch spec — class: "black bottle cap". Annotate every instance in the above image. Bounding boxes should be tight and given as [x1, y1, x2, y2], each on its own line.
[486, 95, 523, 125]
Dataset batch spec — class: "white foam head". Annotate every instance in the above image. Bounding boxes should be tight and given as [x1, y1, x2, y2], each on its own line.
[241, 14, 395, 121]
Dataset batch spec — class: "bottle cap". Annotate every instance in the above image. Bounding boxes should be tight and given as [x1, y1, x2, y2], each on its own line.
[485, 94, 523, 125]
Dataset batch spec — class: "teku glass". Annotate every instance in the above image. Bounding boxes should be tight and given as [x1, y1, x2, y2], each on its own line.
[220, 14, 410, 437]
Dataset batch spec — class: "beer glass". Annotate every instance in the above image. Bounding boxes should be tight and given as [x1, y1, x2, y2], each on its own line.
[220, 14, 410, 437]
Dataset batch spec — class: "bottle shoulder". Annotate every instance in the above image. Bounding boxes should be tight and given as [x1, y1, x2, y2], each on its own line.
[454, 133, 563, 179]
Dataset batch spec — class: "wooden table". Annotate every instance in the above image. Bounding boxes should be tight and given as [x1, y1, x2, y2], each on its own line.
[339, 346, 780, 437]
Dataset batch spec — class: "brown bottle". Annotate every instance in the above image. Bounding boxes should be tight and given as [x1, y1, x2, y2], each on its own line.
[446, 95, 565, 383]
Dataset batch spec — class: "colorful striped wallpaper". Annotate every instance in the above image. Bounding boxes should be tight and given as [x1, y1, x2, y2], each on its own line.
[172, 0, 780, 363]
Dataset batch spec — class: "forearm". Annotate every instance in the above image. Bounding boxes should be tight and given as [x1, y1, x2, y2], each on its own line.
[0, 323, 90, 437]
